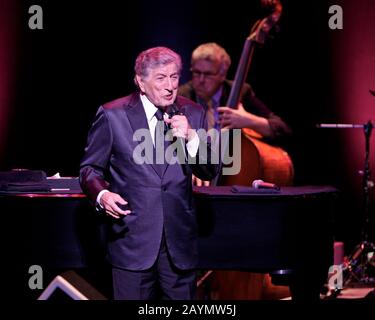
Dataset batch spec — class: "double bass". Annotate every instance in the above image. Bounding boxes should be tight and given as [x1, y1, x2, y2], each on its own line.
[215, 0, 293, 187]
[210, 0, 294, 300]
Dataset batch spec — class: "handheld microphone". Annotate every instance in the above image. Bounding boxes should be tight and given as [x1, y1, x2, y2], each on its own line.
[252, 179, 280, 190]
[167, 103, 187, 164]
[167, 103, 183, 118]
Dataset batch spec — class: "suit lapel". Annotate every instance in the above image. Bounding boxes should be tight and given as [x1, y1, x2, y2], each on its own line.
[125, 93, 162, 178]
[126, 94, 149, 135]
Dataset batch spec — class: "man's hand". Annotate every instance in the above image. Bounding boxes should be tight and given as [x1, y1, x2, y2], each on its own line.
[192, 174, 210, 187]
[165, 115, 196, 141]
[217, 103, 250, 129]
[218, 103, 272, 137]
[100, 191, 131, 219]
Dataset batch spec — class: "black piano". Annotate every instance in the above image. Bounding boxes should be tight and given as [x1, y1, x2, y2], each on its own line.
[1, 181, 338, 300]
[194, 185, 338, 300]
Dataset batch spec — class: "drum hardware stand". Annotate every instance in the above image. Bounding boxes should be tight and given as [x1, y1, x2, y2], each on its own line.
[317, 119, 375, 290]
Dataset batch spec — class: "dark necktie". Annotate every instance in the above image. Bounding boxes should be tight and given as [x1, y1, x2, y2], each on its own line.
[154, 108, 168, 177]
[154, 108, 168, 134]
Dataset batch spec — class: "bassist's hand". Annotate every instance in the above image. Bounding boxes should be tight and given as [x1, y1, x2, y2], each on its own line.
[217, 103, 250, 129]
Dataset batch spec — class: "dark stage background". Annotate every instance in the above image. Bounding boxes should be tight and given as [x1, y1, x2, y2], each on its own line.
[1, 0, 374, 253]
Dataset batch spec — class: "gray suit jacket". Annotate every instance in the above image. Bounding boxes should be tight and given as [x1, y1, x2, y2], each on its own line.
[80, 92, 218, 270]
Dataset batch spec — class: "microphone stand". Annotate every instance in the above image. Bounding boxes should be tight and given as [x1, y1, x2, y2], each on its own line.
[317, 120, 375, 287]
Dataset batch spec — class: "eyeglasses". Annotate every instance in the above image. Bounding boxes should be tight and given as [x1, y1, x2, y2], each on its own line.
[191, 69, 220, 79]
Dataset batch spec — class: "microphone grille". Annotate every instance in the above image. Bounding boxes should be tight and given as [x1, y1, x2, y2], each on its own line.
[167, 103, 182, 117]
